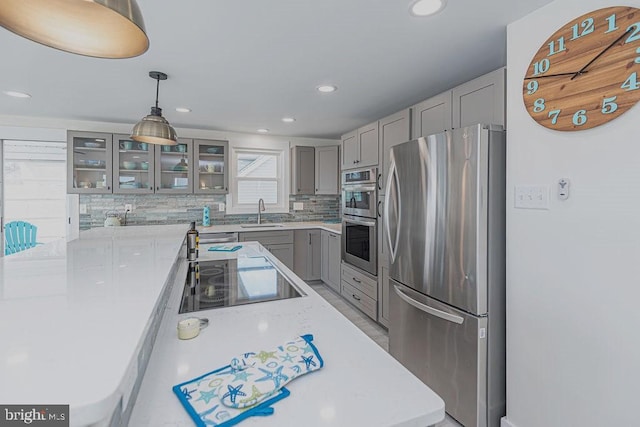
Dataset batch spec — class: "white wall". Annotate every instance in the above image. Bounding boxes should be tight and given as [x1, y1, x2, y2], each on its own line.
[505, 1, 640, 426]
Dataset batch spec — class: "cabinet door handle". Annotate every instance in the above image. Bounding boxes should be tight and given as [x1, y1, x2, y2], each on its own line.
[352, 294, 361, 301]
[107, 186, 111, 190]
[156, 186, 160, 191]
[309, 234, 311, 245]
[329, 233, 337, 238]
[352, 277, 361, 283]
[149, 186, 153, 191]
[377, 173, 382, 190]
[377, 201, 382, 218]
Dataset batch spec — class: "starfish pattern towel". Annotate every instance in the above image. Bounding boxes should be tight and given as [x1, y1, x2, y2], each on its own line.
[172, 364, 289, 427]
[218, 334, 324, 409]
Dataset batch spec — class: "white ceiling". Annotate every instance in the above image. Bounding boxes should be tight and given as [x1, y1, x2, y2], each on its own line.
[0, 0, 552, 139]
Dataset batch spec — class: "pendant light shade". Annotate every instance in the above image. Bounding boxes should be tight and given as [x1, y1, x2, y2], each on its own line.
[131, 71, 178, 146]
[0, 0, 148, 59]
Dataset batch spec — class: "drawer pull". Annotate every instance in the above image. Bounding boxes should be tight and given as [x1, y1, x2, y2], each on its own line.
[352, 277, 361, 283]
[352, 294, 361, 301]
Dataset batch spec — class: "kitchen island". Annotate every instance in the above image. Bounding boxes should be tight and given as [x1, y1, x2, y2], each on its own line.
[0, 225, 444, 426]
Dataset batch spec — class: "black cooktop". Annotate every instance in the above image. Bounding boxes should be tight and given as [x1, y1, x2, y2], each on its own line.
[179, 256, 303, 314]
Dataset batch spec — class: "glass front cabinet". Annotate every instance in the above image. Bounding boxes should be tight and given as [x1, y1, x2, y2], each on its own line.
[67, 131, 114, 194]
[68, 132, 228, 195]
[194, 139, 228, 194]
[113, 134, 155, 194]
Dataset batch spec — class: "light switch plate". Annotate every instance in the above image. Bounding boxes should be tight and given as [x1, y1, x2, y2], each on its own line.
[124, 204, 133, 212]
[218, 203, 225, 212]
[514, 186, 549, 210]
[293, 202, 304, 211]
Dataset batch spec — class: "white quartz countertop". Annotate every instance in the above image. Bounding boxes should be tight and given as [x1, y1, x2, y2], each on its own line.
[130, 243, 445, 427]
[0, 224, 188, 426]
[197, 221, 342, 234]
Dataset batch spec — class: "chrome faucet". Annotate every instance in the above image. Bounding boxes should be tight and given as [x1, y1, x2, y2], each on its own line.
[257, 198, 265, 224]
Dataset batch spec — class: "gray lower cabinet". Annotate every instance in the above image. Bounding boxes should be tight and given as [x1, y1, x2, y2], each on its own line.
[239, 231, 294, 270]
[452, 67, 505, 129]
[291, 146, 315, 195]
[378, 109, 411, 195]
[321, 230, 341, 293]
[315, 146, 339, 195]
[293, 229, 321, 281]
[411, 91, 452, 138]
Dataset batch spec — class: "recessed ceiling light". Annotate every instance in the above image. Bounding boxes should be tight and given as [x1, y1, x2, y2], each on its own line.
[410, 0, 446, 16]
[4, 90, 31, 98]
[316, 85, 337, 93]
[282, 117, 296, 123]
[176, 107, 191, 113]
[257, 128, 269, 133]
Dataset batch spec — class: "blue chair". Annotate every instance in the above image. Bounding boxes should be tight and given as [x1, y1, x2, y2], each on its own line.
[4, 221, 42, 255]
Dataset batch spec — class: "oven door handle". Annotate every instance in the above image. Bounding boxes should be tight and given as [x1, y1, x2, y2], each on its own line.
[343, 217, 376, 227]
[341, 184, 376, 192]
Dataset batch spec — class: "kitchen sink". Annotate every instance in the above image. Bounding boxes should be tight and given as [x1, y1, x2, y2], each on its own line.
[240, 223, 284, 228]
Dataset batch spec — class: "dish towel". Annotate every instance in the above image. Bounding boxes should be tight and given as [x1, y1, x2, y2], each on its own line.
[208, 245, 242, 252]
[172, 364, 290, 427]
[218, 334, 324, 409]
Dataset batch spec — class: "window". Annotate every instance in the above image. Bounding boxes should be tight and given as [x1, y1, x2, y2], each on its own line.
[226, 141, 289, 214]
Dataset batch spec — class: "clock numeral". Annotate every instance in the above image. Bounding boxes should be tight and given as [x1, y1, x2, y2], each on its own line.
[547, 36, 566, 56]
[533, 59, 550, 76]
[548, 110, 561, 125]
[601, 96, 618, 114]
[570, 17, 595, 40]
[526, 80, 539, 95]
[621, 72, 640, 91]
[572, 110, 588, 126]
[605, 14, 618, 33]
[533, 98, 546, 113]
[625, 23, 640, 43]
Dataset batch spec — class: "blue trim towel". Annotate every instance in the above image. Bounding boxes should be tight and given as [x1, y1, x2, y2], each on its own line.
[172, 365, 289, 427]
[208, 245, 242, 252]
[218, 334, 324, 409]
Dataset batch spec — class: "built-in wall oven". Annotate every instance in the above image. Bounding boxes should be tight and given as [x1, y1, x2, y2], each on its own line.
[342, 168, 377, 276]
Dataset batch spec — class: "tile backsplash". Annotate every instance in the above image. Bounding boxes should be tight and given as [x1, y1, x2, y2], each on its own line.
[79, 194, 341, 230]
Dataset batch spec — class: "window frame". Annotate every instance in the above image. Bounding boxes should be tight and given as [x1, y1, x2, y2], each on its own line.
[225, 140, 290, 215]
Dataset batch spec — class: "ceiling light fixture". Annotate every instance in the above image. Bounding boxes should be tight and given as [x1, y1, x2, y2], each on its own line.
[176, 107, 191, 113]
[257, 128, 269, 133]
[131, 71, 178, 146]
[0, 0, 149, 59]
[282, 117, 295, 123]
[317, 85, 337, 93]
[409, 0, 446, 17]
[4, 90, 31, 98]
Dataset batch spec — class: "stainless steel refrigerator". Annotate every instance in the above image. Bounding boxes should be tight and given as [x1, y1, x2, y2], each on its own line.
[384, 124, 506, 427]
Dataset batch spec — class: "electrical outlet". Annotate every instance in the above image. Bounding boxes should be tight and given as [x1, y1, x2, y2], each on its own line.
[218, 203, 225, 212]
[79, 204, 87, 214]
[514, 186, 549, 209]
[293, 202, 304, 211]
[124, 204, 133, 212]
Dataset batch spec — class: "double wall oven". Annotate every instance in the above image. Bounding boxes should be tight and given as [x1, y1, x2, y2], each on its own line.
[342, 168, 377, 276]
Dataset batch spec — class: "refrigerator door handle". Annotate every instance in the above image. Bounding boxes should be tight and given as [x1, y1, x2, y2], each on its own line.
[393, 285, 464, 325]
[384, 160, 401, 263]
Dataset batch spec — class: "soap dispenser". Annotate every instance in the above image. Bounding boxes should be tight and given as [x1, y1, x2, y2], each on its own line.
[202, 205, 210, 227]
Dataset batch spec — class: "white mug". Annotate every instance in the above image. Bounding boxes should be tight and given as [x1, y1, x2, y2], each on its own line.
[177, 317, 209, 340]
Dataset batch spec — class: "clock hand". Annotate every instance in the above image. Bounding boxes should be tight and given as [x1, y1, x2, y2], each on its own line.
[571, 27, 633, 80]
[524, 71, 589, 80]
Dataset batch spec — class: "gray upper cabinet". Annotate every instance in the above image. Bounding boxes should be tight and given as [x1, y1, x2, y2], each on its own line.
[411, 91, 452, 138]
[154, 138, 193, 194]
[68, 131, 114, 194]
[193, 139, 228, 194]
[452, 67, 505, 129]
[378, 109, 411, 195]
[341, 121, 379, 170]
[315, 145, 339, 195]
[291, 146, 315, 195]
[113, 134, 155, 194]
[341, 131, 358, 169]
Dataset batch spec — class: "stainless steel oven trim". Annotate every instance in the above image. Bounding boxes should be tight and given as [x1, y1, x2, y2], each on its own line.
[342, 214, 377, 276]
[342, 186, 378, 218]
[342, 167, 378, 186]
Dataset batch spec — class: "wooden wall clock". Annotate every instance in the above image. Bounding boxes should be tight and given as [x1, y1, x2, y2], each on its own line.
[523, 6, 640, 131]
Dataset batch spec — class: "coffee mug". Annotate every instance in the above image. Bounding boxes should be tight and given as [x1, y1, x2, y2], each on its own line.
[176, 144, 186, 153]
[139, 142, 148, 151]
[120, 140, 133, 150]
[177, 317, 209, 340]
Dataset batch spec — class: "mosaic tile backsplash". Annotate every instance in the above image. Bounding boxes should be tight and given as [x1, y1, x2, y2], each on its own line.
[79, 194, 341, 230]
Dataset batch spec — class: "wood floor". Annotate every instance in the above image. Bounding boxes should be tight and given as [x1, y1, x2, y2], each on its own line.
[309, 281, 462, 427]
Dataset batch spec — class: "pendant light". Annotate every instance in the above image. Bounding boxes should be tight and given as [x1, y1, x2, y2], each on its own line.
[0, 0, 148, 59]
[131, 71, 178, 146]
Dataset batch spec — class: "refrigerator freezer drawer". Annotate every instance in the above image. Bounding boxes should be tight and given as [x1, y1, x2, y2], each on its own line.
[389, 280, 488, 427]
